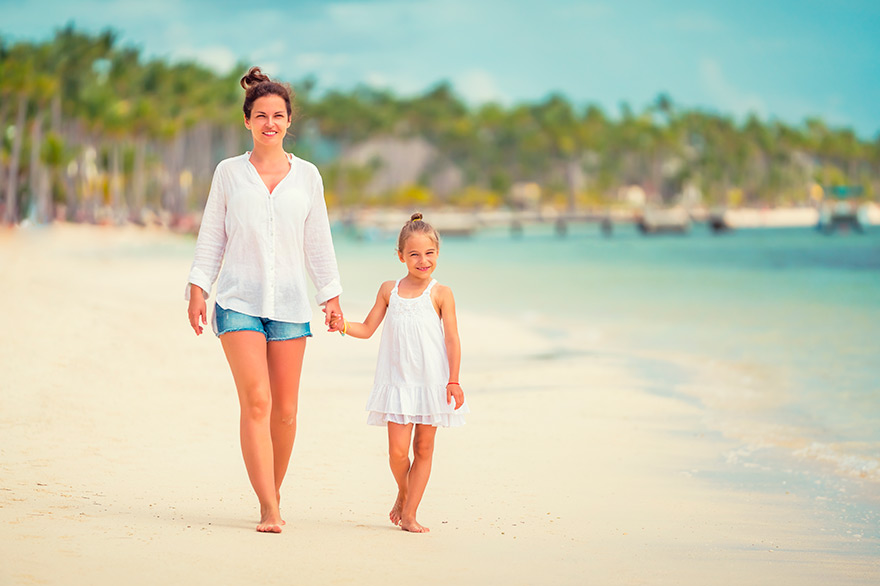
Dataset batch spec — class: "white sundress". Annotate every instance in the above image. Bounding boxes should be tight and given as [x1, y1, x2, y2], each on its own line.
[365, 278, 468, 427]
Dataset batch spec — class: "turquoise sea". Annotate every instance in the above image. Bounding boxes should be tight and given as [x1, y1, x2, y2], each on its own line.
[332, 221, 880, 532]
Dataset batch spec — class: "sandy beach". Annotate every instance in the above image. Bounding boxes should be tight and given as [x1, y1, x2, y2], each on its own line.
[1, 223, 878, 585]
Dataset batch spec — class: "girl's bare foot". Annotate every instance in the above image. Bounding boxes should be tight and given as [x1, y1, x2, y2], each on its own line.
[400, 517, 429, 533]
[258, 503, 283, 533]
[389, 493, 405, 526]
[257, 520, 282, 533]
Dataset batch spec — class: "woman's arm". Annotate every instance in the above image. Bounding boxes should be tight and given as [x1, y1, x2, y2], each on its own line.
[187, 284, 208, 335]
[438, 285, 465, 409]
[303, 167, 342, 306]
[185, 163, 227, 336]
[185, 166, 228, 302]
[340, 281, 393, 339]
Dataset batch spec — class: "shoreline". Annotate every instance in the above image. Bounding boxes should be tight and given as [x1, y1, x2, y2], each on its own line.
[1, 223, 878, 585]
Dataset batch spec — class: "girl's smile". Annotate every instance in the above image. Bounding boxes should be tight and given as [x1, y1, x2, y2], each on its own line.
[399, 233, 438, 281]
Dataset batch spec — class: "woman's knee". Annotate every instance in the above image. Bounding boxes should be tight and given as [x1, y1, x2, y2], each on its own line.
[272, 402, 298, 426]
[240, 388, 271, 420]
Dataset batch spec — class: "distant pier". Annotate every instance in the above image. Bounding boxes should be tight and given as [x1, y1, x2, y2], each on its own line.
[337, 204, 879, 240]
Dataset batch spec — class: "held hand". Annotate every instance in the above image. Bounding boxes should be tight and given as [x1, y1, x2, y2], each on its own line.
[323, 296, 342, 328]
[446, 383, 464, 410]
[328, 312, 344, 333]
[321, 296, 342, 332]
[187, 288, 207, 336]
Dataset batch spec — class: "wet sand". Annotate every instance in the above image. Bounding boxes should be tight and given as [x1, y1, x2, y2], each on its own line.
[1, 223, 877, 585]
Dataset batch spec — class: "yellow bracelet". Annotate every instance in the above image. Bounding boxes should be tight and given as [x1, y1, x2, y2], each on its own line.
[339, 319, 348, 337]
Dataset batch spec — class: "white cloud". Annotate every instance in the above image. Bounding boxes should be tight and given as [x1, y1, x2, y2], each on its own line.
[362, 71, 425, 96]
[453, 69, 508, 105]
[174, 45, 238, 73]
[699, 58, 766, 119]
[293, 52, 351, 71]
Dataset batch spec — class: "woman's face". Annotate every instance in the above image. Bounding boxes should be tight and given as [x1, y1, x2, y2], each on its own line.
[244, 95, 291, 148]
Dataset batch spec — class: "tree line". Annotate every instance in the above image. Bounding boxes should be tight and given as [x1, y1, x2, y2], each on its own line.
[1, 26, 878, 226]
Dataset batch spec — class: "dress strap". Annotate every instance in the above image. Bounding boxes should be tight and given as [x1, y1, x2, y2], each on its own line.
[392, 279, 401, 294]
[423, 279, 438, 295]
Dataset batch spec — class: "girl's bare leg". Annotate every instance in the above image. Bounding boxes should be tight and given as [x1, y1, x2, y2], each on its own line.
[400, 424, 437, 533]
[266, 337, 306, 524]
[387, 422, 414, 526]
[221, 331, 282, 533]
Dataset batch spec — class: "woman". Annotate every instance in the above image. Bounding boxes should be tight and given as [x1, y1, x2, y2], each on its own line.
[186, 67, 343, 533]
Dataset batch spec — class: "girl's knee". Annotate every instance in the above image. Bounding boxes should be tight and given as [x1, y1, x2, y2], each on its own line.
[388, 445, 410, 463]
[412, 438, 435, 461]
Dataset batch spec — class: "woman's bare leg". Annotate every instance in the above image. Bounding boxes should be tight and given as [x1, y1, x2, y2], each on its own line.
[387, 422, 414, 526]
[399, 424, 437, 533]
[266, 337, 306, 521]
[220, 331, 281, 533]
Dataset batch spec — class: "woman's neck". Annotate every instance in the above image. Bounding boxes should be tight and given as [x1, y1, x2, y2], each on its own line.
[249, 143, 287, 165]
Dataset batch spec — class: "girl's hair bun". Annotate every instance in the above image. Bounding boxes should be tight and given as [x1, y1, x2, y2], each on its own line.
[240, 66, 271, 89]
[398, 211, 439, 251]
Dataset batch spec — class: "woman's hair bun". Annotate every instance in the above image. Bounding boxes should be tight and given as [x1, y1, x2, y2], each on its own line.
[410, 212, 423, 222]
[240, 66, 271, 89]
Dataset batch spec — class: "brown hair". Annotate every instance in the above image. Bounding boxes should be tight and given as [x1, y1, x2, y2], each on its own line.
[240, 66, 295, 120]
[397, 212, 440, 252]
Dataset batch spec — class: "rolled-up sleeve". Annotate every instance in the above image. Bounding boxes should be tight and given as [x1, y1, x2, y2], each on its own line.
[303, 168, 342, 305]
[185, 166, 228, 300]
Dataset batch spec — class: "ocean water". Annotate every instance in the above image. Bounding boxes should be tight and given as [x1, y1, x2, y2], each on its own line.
[332, 221, 880, 520]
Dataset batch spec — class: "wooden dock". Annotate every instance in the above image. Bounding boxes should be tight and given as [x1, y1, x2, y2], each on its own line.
[335, 204, 878, 239]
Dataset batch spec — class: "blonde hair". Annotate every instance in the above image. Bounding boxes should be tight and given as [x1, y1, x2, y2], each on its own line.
[397, 212, 440, 252]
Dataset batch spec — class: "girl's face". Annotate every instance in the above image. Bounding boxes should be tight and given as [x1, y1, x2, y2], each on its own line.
[398, 233, 439, 280]
[244, 95, 291, 148]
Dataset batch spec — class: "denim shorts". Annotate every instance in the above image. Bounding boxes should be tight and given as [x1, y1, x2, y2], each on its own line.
[213, 303, 312, 341]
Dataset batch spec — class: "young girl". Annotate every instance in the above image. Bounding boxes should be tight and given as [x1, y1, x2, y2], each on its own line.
[332, 212, 468, 533]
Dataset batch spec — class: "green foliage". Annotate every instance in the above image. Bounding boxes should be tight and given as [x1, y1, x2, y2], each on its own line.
[2, 26, 879, 226]
[390, 184, 433, 207]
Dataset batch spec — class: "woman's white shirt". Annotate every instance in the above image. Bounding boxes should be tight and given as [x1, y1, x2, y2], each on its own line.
[185, 152, 342, 323]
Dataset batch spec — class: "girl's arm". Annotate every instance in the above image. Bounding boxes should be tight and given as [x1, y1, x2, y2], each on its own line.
[340, 281, 394, 339]
[437, 285, 465, 409]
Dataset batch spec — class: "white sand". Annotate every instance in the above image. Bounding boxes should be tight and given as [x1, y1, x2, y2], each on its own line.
[1, 224, 877, 585]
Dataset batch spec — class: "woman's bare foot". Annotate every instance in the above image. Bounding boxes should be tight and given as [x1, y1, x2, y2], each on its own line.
[258, 503, 283, 533]
[389, 492, 405, 526]
[277, 491, 286, 526]
[399, 517, 429, 533]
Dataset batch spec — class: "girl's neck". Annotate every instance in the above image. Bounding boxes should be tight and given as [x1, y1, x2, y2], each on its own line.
[400, 274, 433, 289]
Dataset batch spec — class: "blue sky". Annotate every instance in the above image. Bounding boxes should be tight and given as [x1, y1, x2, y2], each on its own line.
[3, 0, 879, 137]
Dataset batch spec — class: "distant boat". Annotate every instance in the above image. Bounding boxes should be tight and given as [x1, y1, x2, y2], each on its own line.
[433, 214, 477, 237]
[636, 206, 691, 234]
[817, 186, 864, 234]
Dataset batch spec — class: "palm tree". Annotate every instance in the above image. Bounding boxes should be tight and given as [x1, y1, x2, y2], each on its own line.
[2, 44, 32, 224]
